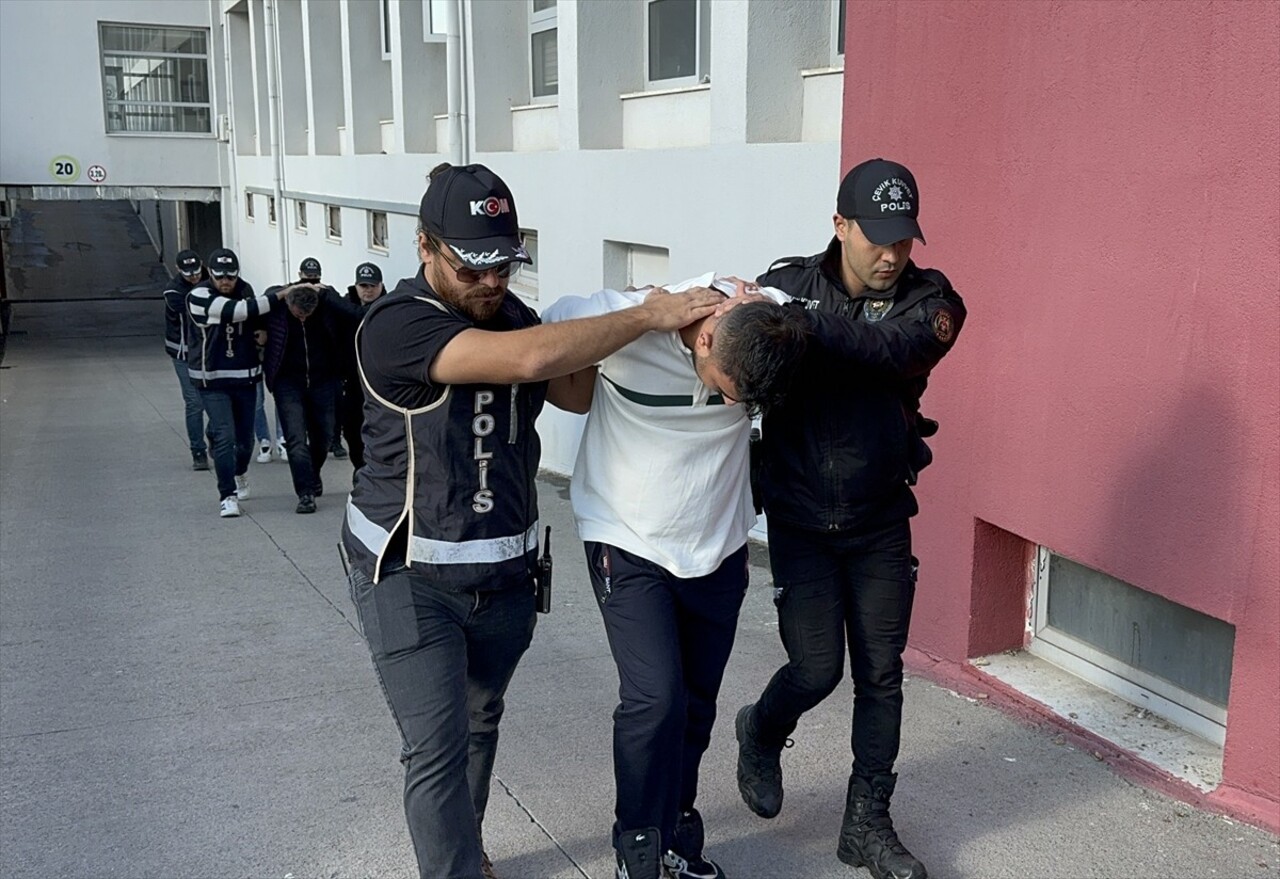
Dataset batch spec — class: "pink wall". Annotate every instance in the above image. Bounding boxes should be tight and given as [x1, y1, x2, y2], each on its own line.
[840, 0, 1278, 820]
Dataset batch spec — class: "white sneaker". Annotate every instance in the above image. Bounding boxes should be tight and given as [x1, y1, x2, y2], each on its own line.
[234, 474, 250, 499]
[275, 439, 288, 462]
[256, 440, 271, 464]
[219, 496, 241, 518]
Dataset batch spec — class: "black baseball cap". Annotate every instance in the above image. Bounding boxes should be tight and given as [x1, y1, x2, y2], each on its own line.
[299, 257, 322, 278]
[418, 164, 532, 270]
[837, 158, 926, 246]
[354, 262, 383, 284]
[207, 248, 240, 277]
[176, 249, 201, 275]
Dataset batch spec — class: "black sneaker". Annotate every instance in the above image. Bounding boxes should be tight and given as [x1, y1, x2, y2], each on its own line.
[312, 478, 324, 497]
[615, 827, 668, 879]
[735, 704, 787, 819]
[295, 494, 317, 514]
[192, 451, 209, 471]
[330, 443, 348, 459]
[665, 808, 724, 879]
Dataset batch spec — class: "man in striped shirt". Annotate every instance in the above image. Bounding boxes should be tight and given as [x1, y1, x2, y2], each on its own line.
[186, 248, 288, 517]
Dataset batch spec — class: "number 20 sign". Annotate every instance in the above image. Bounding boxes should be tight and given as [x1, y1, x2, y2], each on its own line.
[49, 155, 81, 183]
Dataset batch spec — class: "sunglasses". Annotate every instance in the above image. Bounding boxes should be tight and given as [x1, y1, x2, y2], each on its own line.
[209, 270, 239, 279]
[437, 245, 516, 284]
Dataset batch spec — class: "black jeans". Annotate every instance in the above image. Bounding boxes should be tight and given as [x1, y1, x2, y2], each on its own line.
[349, 566, 537, 879]
[754, 519, 916, 778]
[198, 384, 257, 500]
[272, 377, 337, 497]
[585, 542, 748, 851]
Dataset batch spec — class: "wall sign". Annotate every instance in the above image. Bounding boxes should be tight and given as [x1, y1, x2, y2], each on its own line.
[86, 164, 107, 184]
[49, 155, 80, 182]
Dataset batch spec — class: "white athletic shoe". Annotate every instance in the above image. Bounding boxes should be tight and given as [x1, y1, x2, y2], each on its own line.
[256, 440, 271, 464]
[234, 474, 250, 499]
[219, 496, 241, 518]
[275, 439, 288, 462]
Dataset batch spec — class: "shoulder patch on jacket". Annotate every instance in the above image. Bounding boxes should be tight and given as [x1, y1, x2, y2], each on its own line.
[931, 308, 957, 344]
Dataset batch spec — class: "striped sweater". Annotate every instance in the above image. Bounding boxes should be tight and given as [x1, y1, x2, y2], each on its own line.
[185, 278, 275, 389]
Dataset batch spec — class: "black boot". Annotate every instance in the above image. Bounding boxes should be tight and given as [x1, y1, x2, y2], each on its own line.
[616, 827, 669, 879]
[836, 773, 927, 879]
[665, 808, 725, 879]
[735, 704, 787, 818]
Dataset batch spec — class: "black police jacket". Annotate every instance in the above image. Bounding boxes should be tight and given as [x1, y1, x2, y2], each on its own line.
[755, 238, 966, 532]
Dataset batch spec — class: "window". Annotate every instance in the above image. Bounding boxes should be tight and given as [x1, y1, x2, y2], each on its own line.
[326, 205, 342, 241]
[379, 0, 393, 57]
[99, 24, 212, 133]
[295, 200, 308, 231]
[833, 0, 846, 57]
[423, 0, 449, 39]
[267, 195, 277, 225]
[245, 191, 254, 220]
[530, 1, 558, 99]
[1029, 548, 1235, 745]
[604, 240, 669, 290]
[510, 230, 539, 301]
[646, 0, 710, 86]
[369, 211, 389, 251]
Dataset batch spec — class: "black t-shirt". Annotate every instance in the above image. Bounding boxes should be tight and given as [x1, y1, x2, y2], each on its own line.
[358, 296, 471, 410]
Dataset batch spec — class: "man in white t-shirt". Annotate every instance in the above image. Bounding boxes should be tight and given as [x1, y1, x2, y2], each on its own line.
[543, 275, 810, 879]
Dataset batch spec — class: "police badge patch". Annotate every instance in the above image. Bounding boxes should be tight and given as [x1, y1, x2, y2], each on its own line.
[863, 299, 893, 322]
[931, 309, 955, 343]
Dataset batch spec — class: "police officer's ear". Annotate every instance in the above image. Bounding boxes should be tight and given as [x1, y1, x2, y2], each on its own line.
[833, 213, 851, 241]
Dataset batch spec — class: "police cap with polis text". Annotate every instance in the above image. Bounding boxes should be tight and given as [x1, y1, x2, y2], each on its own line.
[299, 256, 322, 279]
[176, 249, 201, 275]
[207, 248, 240, 277]
[418, 163, 531, 270]
[354, 262, 382, 285]
[837, 158, 926, 246]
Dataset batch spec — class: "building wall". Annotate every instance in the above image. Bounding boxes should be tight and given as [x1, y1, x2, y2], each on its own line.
[224, 0, 846, 476]
[839, 0, 1279, 819]
[0, 0, 223, 188]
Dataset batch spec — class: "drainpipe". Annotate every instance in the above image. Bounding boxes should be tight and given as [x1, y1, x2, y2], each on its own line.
[218, 2, 241, 255]
[263, 0, 289, 282]
[445, 0, 464, 165]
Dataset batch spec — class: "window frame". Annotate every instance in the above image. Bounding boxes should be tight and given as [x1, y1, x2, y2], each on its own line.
[831, 0, 846, 63]
[644, 0, 711, 89]
[422, 0, 448, 42]
[1028, 546, 1229, 745]
[245, 191, 254, 221]
[295, 200, 308, 232]
[267, 195, 277, 226]
[326, 205, 343, 242]
[379, 0, 393, 59]
[529, 0, 559, 102]
[368, 210, 389, 253]
[98, 22, 214, 136]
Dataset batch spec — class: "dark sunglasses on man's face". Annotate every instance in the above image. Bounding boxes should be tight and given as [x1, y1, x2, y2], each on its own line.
[439, 247, 515, 283]
[210, 271, 238, 279]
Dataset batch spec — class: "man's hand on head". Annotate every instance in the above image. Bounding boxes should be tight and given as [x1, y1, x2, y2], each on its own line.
[638, 286, 724, 330]
[713, 278, 769, 316]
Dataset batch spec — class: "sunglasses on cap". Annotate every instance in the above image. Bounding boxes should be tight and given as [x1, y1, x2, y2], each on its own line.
[437, 244, 515, 284]
[209, 269, 239, 279]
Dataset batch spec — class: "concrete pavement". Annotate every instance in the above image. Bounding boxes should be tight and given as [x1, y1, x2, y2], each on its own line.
[1, 292, 1277, 875]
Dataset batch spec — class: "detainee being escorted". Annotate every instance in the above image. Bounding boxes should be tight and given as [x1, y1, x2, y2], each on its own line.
[340, 162, 723, 879]
[735, 158, 966, 879]
[542, 275, 810, 879]
[186, 248, 288, 517]
[163, 248, 209, 471]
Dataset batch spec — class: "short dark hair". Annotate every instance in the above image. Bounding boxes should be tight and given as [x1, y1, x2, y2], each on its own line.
[286, 286, 320, 315]
[713, 302, 810, 415]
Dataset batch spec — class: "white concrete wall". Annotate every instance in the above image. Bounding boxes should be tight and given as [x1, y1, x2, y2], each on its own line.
[221, 0, 843, 475]
[0, 0, 223, 187]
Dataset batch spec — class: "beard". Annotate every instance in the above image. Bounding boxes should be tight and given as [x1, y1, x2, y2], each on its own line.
[453, 284, 506, 322]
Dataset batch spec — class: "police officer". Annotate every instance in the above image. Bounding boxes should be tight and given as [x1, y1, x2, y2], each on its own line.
[734, 159, 966, 879]
[187, 248, 288, 517]
[336, 261, 386, 478]
[341, 162, 722, 879]
[164, 249, 209, 470]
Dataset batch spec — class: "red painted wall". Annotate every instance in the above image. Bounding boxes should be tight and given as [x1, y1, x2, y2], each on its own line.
[841, 0, 1279, 821]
